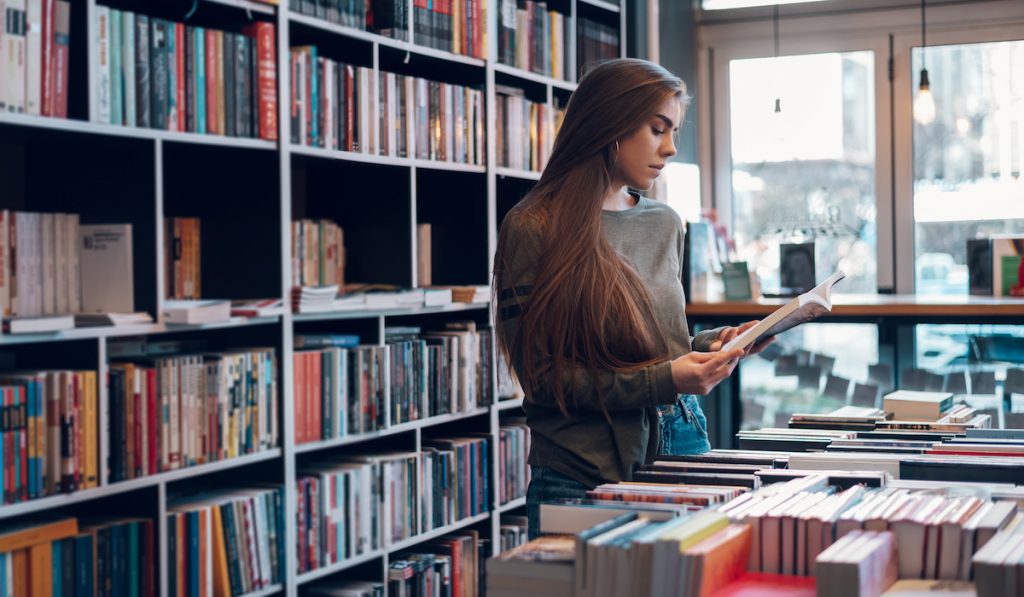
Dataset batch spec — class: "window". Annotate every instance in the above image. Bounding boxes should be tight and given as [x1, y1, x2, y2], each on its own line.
[912, 40, 1024, 294]
[728, 51, 878, 294]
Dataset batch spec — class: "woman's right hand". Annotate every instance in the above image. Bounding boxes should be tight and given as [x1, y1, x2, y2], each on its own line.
[670, 348, 745, 395]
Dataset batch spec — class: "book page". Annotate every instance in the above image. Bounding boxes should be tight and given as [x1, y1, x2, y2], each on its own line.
[722, 271, 845, 351]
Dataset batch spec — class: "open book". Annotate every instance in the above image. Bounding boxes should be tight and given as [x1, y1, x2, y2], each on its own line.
[722, 270, 846, 352]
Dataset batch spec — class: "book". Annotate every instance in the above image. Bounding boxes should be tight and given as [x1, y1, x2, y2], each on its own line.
[722, 261, 753, 301]
[161, 299, 231, 324]
[883, 391, 954, 421]
[73, 312, 153, 327]
[722, 270, 846, 351]
[815, 530, 898, 597]
[79, 224, 134, 313]
[229, 298, 285, 318]
[2, 314, 75, 334]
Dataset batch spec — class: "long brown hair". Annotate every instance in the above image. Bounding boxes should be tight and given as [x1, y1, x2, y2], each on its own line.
[494, 58, 687, 418]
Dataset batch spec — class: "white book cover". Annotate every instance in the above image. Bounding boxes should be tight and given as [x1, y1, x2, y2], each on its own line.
[24, 0, 41, 115]
[79, 223, 134, 313]
[54, 212, 67, 314]
[5, 0, 27, 112]
[67, 213, 80, 313]
[41, 212, 54, 314]
[94, 4, 110, 123]
[360, 66, 371, 154]
[723, 270, 847, 351]
[0, 211, 9, 317]
[161, 299, 230, 325]
[30, 212, 42, 316]
[121, 11, 135, 127]
[0, 4, 7, 111]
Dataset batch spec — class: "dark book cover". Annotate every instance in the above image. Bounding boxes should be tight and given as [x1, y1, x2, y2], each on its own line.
[967, 238, 993, 296]
[135, 14, 150, 128]
[149, 18, 168, 130]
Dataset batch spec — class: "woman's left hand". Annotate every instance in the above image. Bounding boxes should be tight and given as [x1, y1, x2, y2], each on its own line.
[707, 320, 776, 357]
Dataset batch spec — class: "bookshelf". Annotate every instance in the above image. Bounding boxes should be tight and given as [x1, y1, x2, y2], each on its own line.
[0, 0, 625, 595]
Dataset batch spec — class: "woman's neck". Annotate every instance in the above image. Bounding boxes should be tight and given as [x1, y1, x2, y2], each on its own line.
[602, 186, 636, 211]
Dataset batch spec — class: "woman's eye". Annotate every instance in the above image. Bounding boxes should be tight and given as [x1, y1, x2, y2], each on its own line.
[652, 127, 665, 135]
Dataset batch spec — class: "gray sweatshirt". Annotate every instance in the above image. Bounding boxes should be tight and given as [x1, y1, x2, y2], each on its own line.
[497, 194, 721, 487]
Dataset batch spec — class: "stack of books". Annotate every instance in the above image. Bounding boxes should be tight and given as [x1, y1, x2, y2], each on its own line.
[486, 534, 575, 597]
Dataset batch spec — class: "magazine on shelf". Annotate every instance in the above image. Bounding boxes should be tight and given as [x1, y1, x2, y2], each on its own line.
[723, 270, 846, 352]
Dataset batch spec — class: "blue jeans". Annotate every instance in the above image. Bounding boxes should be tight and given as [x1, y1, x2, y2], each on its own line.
[526, 467, 590, 539]
[658, 394, 711, 455]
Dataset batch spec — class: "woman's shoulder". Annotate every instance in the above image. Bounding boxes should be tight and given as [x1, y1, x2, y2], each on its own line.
[501, 203, 547, 245]
[636, 196, 686, 232]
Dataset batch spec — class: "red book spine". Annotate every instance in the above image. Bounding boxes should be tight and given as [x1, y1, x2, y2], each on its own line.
[147, 369, 158, 475]
[296, 478, 307, 572]
[72, 374, 82, 489]
[40, 0, 54, 115]
[244, 22, 278, 141]
[205, 29, 218, 134]
[176, 23, 186, 132]
[312, 355, 321, 442]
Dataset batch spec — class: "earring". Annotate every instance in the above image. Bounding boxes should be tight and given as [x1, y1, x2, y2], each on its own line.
[613, 140, 620, 165]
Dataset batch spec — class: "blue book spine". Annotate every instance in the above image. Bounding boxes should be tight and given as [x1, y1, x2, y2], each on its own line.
[128, 522, 139, 597]
[33, 379, 42, 499]
[196, 27, 206, 134]
[166, 22, 177, 131]
[26, 383, 36, 500]
[309, 46, 319, 145]
[75, 534, 94, 597]
[112, 524, 125, 597]
[52, 538, 63, 597]
[0, 552, 7, 597]
[189, 511, 200, 597]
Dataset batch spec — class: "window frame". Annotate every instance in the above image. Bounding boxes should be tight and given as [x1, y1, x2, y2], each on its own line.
[696, 0, 1024, 293]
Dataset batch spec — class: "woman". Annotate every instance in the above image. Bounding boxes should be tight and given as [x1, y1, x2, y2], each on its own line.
[493, 58, 772, 539]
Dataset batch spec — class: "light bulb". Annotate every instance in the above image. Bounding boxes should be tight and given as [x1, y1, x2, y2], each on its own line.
[913, 68, 935, 125]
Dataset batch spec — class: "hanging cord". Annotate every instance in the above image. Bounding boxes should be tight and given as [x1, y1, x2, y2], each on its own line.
[184, 0, 199, 21]
[773, 5, 781, 113]
[773, 4, 780, 58]
[920, 0, 927, 70]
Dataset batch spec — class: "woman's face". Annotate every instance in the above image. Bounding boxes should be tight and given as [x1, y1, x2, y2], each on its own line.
[612, 96, 682, 191]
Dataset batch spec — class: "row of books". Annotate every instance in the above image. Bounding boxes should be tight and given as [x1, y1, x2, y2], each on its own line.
[389, 531, 487, 597]
[290, 0, 489, 61]
[291, 219, 346, 289]
[107, 348, 279, 482]
[497, 423, 530, 505]
[411, 0, 488, 58]
[0, 370, 98, 505]
[296, 458, 379, 572]
[494, 86, 565, 172]
[0, 211, 107, 318]
[498, 515, 528, 552]
[165, 216, 202, 301]
[422, 437, 491, 530]
[0, 0, 71, 117]
[289, 0, 403, 39]
[291, 284, 489, 314]
[0, 515, 154, 597]
[93, 7, 277, 139]
[292, 324, 493, 443]
[167, 487, 285, 596]
[576, 17, 620, 79]
[497, 0, 571, 80]
[509, 462, 1024, 597]
[295, 441, 489, 576]
[289, 48, 486, 165]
